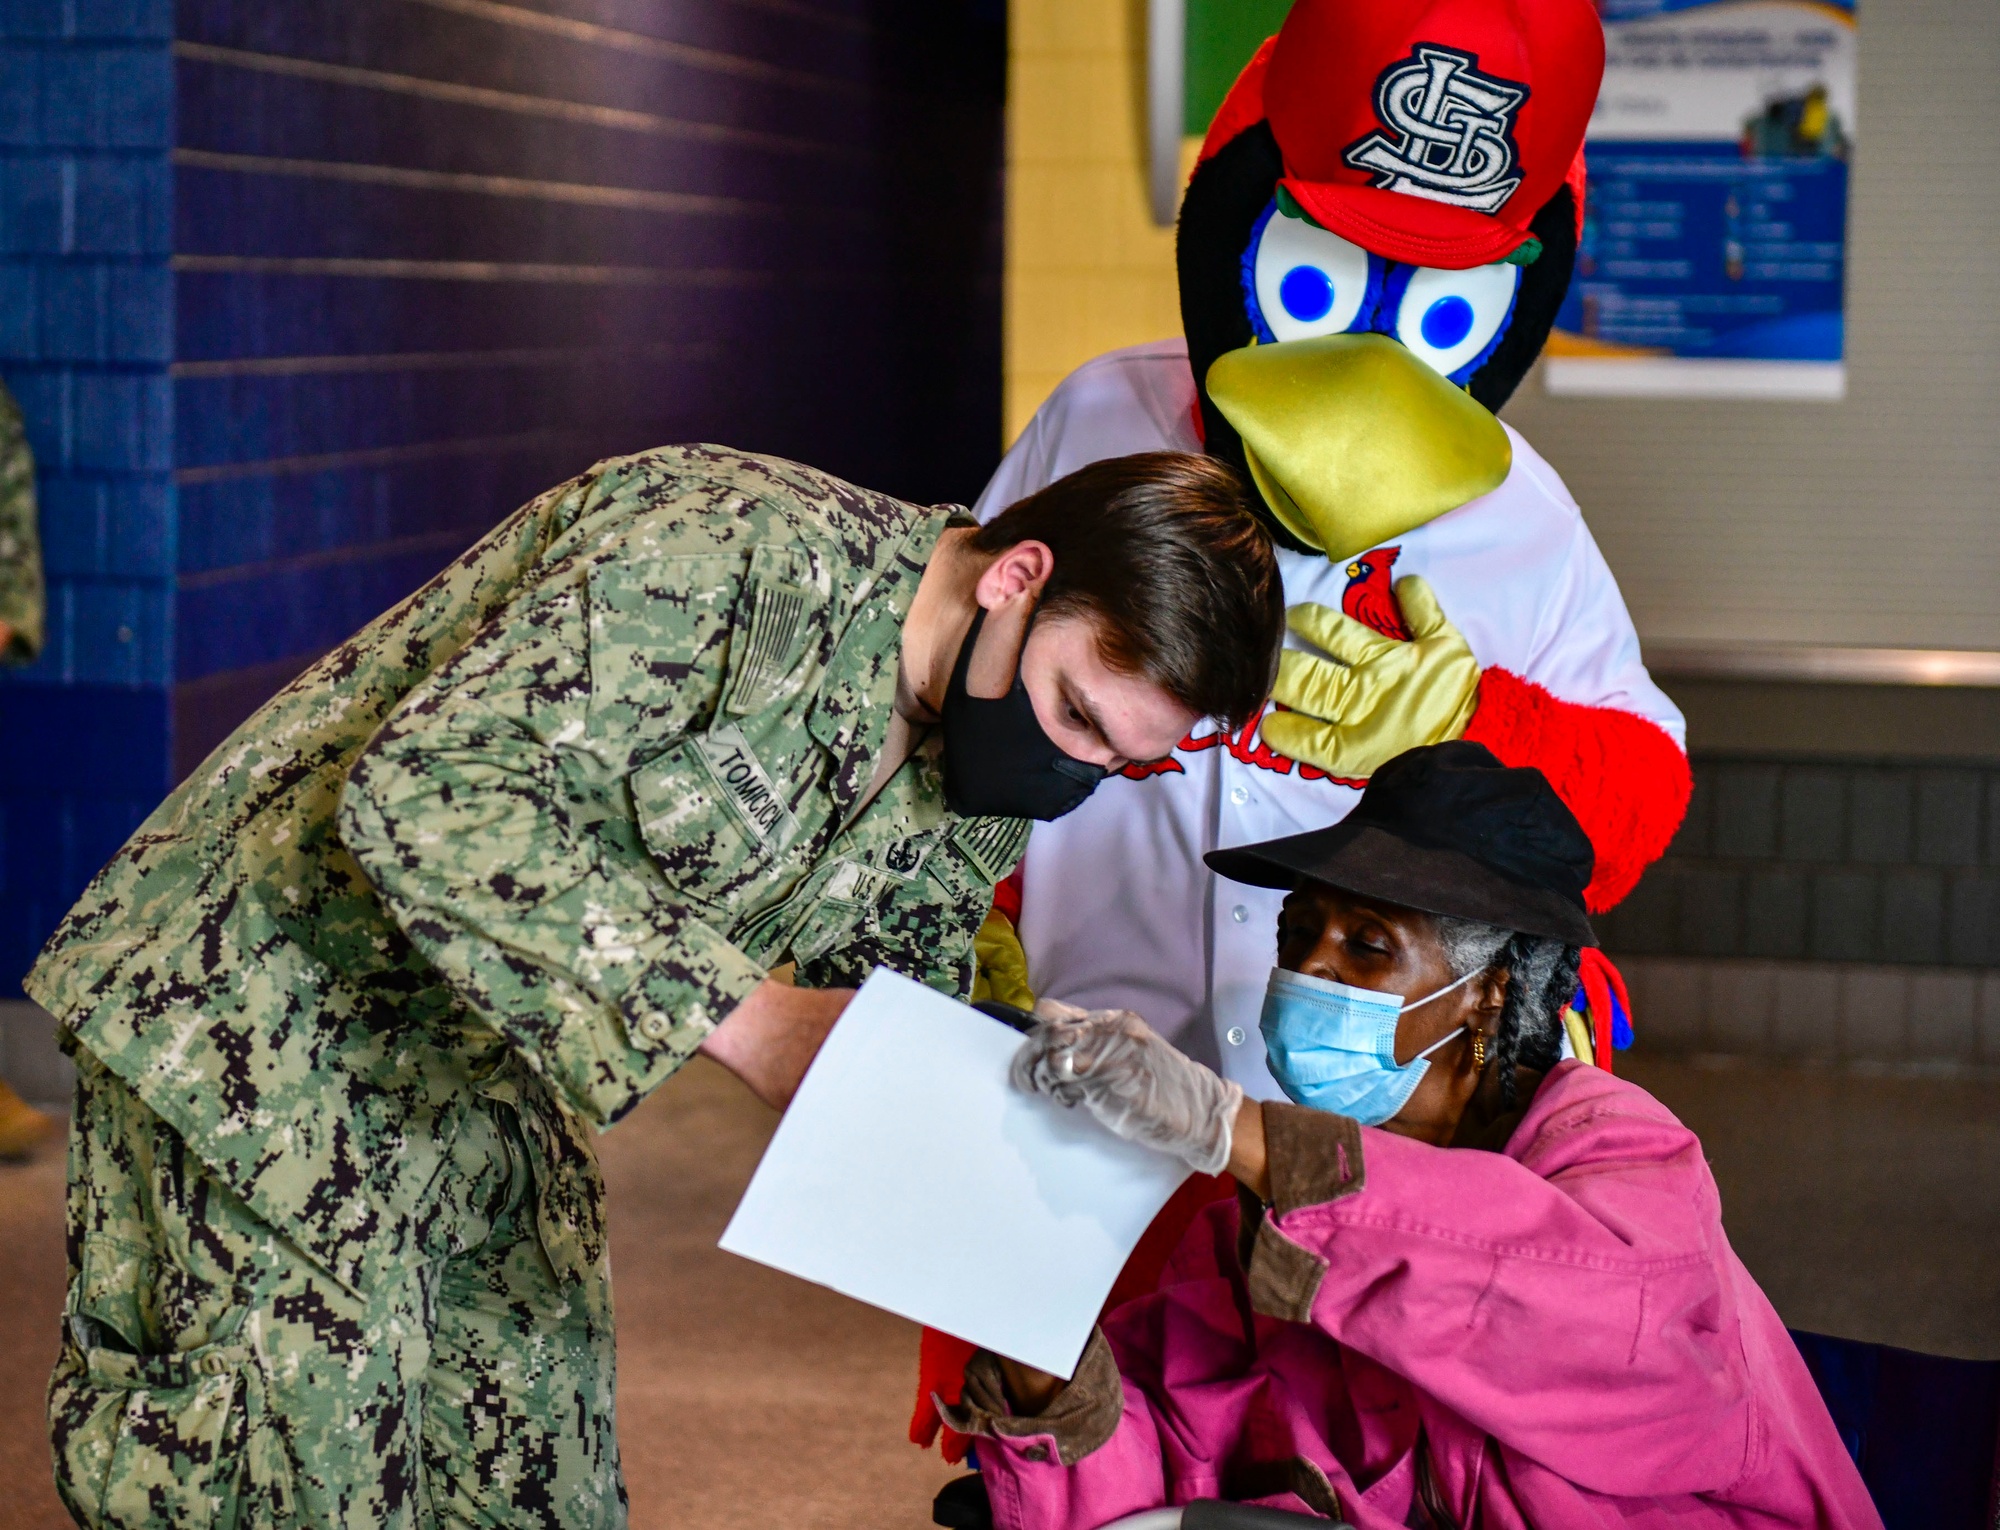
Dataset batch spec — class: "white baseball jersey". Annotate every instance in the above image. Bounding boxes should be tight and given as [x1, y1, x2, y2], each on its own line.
[976, 340, 1685, 1099]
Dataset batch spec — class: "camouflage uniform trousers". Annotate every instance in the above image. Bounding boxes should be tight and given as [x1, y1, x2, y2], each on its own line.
[48, 1049, 626, 1528]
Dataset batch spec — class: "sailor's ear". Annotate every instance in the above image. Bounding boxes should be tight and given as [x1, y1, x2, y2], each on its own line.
[1466, 182, 1579, 412]
[974, 539, 1054, 609]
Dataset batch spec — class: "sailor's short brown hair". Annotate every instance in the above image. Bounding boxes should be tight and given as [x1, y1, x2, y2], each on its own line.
[972, 451, 1283, 731]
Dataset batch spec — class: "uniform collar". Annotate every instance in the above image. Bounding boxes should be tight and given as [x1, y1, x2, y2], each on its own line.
[806, 504, 960, 822]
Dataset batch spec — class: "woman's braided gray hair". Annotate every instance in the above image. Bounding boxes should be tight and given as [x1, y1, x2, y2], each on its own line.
[1434, 915, 1582, 1109]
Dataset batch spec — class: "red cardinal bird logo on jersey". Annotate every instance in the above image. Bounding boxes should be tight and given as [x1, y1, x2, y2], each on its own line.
[1342, 545, 1411, 640]
[1116, 544, 1409, 786]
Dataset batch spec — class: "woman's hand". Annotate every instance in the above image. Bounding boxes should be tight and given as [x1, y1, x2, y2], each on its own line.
[1012, 1001, 1244, 1175]
[996, 1355, 1067, 1417]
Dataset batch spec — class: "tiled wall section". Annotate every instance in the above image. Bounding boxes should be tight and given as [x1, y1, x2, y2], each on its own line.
[1603, 755, 2000, 1068]
[0, 3, 177, 993]
[1597, 756, 2000, 969]
[1619, 956, 2000, 1071]
[0, 685, 170, 1001]
[0, 1, 175, 690]
[170, 0, 1005, 688]
[1004, 0, 1190, 439]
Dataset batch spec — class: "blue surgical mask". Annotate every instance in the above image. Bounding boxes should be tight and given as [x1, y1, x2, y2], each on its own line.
[1259, 965, 1485, 1125]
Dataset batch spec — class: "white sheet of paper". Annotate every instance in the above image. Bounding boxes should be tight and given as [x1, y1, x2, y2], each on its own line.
[719, 968, 1191, 1378]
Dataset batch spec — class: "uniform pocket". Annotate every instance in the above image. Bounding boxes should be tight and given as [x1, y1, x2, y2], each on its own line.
[784, 854, 920, 968]
[49, 1237, 293, 1530]
[631, 727, 801, 915]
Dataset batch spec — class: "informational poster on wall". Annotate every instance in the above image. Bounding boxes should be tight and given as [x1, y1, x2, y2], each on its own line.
[1545, 0, 1856, 400]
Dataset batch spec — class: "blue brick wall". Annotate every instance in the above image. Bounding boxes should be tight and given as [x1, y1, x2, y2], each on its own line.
[0, 6, 175, 690]
[0, 684, 170, 990]
[165, 0, 1003, 700]
[0, 0, 1004, 993]
[0, 2, 176, 992]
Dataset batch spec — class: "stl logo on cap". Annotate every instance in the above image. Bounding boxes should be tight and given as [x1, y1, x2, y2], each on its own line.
[1345, 45, 1529, 214]
[1251, 0, 1604, 267]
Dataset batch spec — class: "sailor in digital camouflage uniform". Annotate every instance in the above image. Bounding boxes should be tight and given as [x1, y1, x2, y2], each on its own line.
[27, 444, 1281, 1527]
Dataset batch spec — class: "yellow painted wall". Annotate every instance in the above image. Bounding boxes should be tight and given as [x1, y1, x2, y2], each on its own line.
[1004, 0, 1197, 442]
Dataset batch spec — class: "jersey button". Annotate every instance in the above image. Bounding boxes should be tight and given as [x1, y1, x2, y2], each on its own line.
[1230, 905, 1248, 923]
[1225, 1026, 1247, 1046]
[1230, 785, 1250, 805]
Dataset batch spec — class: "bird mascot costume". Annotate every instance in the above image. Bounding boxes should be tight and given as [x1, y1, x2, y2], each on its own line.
[915, 0, 1691, 1484]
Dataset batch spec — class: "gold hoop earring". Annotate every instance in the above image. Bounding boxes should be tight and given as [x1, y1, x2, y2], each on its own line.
[1471, 1032, 1488, 1070]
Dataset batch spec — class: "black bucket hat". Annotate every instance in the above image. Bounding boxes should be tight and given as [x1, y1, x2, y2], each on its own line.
[1204, 741, 1598, 947]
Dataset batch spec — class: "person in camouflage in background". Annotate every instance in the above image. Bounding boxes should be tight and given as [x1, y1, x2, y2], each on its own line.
[0, 381, 42, 664]
[0, 379, 64, 1163]
[26, 444, 1282, 1527]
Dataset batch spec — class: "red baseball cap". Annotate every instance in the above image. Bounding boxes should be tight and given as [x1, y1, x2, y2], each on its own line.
[1203, 0, 1603, 270]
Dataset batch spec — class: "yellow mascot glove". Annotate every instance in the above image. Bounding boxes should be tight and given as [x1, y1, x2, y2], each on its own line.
[971, 909, 1036, 1011]
[1261, 575, 1481, 781]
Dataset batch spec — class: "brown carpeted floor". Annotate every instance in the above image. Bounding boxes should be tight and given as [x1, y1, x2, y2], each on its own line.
[0, 1134, 67, 1530]
[0, 1059, 958, 1530]
[0, 1051, 1995, 1527]
[1621, 1053, 2000, 1360]
[601, 1060, 961, 1529]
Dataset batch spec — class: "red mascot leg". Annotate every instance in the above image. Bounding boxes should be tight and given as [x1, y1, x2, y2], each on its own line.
[911, 1327, 981, 1461]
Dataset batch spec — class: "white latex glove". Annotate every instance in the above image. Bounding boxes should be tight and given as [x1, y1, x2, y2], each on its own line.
[1011, 999, 1244, 1175]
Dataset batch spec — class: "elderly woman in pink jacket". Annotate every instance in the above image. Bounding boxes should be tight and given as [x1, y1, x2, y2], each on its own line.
[943, 742, 1879, 1530]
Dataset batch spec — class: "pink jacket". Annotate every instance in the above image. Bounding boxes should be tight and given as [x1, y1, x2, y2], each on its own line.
[951, 1062, 1880, 1529]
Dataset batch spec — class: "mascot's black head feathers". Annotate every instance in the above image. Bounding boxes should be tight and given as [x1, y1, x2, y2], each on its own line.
[1176, 121, 1576, 552]
[1472, 188, 1579, 414]
[1177, 123, 1288, 515]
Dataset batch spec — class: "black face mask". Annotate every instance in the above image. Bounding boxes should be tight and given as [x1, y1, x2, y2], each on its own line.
[941, 606, 1108, 821]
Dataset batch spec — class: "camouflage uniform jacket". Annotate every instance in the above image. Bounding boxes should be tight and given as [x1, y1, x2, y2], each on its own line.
[27, 446, 1027, 1293]
[0, 381, 45, 662]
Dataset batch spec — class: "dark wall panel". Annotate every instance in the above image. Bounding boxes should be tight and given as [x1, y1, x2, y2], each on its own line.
[1599, 756, 2000, 970]
[173, 0, 1005, 688]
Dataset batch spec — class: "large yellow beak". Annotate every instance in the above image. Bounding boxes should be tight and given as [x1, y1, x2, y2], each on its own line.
[1205, 333, 1512, 560]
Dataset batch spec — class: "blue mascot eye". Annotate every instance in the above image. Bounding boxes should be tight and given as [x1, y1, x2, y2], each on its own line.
[1280, 265, 1336, 323]
[1250, 205, 1372, 342]
[1419, 295, 1475, 351]
[1392, 263, 1522, 381]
